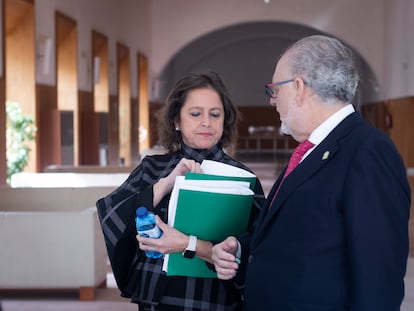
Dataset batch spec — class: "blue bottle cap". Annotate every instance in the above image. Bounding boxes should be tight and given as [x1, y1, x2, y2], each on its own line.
[136, 206, 148, 217]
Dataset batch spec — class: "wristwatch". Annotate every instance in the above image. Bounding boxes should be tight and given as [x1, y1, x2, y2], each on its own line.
[182, 235, 197, 259]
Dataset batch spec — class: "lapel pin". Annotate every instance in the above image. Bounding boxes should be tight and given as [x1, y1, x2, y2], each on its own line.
[322, 151, 330, 160]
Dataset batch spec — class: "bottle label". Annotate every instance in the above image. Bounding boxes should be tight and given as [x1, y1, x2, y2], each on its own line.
[138, 226, 162, 239]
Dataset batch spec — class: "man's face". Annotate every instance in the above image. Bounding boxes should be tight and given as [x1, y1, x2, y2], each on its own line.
[270, 57, 298, 137]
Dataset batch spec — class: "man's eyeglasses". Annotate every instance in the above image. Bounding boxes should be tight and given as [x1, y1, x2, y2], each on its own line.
[265, 79, 295, 99]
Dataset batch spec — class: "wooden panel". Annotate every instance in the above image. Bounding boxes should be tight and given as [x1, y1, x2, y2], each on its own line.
[92, 30, 109, 113]
[92, 30, 107, 55]
[78, 90, 99, 165]
[130, 97, 139, 164]
[237, 106, 296, 152]
[36, 84, 58, 111]
[0, 78, 6, 185]
[385, 96, 414, 167]
[360, 101, 388, 133]
[108, 95, 119, 166]
[78, 89, 94, 113]
[55, 12, 76, 46]
[38, 109, 61, 171]
[361, 97, 414, 167]
[5, 0, 33, 36]
[36, 84, 58, 171]
[56, 11, 78, 164]
[238, 106, 280, 134]
[80, 111, 99, 165]
[5, 0, 36, 172]
[138, 53, 149, 152]
[117, 43, 130, 166]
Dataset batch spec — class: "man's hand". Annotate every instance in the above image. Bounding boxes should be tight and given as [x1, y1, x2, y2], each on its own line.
[212, 236, 239, 280]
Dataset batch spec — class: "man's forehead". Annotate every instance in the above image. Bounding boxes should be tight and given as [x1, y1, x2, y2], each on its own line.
[273, 57, 288, 80]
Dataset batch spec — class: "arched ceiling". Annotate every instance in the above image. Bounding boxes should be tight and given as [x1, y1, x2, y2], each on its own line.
[155, 21, 377, 109]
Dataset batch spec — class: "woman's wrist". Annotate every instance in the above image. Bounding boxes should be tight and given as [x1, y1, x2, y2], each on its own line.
[154, 178, 167, 197]
[153, 178, 167, 206]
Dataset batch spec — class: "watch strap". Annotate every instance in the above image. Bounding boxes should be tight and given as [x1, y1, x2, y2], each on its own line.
[182, 235, 197, 258]
[187, 235, 197, 251]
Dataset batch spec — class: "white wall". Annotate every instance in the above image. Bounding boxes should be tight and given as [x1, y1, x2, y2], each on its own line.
[149, 0, 413, 101]
[1, 0, 412, 100]
[149, 0, 385, 96]
[383, 0, 414, 99]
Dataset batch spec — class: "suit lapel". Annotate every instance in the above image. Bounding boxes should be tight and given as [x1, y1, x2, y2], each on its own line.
[263, 143, 339, 224]
[255, 169, 285, 228]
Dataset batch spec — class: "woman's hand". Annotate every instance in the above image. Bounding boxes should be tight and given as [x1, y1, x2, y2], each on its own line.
[137, 215, 188, 255]
[153, 158, 201, 206]
[137, 216, 214, 262]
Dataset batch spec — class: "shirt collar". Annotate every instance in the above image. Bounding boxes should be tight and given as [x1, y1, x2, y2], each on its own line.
[308, 104, 355, 146]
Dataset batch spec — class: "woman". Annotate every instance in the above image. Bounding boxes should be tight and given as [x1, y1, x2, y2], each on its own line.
[96, 71, 264, 310]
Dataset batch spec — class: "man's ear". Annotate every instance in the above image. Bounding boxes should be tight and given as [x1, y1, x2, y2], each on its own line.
[294, 78, 307, 107]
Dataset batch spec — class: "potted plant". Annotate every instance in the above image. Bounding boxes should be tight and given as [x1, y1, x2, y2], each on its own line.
[6, 101, 37, 184]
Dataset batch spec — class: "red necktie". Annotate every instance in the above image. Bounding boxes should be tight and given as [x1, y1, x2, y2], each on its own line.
[269, 139, 314, 208]
[283, 139, 315, 178]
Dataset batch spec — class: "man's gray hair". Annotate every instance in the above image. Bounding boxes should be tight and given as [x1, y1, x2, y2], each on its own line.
[284, 35, 359, 103]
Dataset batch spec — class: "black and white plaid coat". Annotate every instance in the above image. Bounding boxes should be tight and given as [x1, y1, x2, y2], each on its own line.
[96, 143, 265, 310]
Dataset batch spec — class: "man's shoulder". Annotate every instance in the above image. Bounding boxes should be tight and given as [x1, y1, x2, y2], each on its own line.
[336, 112, 387, 140]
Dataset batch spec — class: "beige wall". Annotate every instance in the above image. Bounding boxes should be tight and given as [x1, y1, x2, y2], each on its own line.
[149, 0, 389, 96]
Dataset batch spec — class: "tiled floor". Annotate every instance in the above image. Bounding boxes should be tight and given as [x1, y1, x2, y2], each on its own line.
[1, 257, 413, 310]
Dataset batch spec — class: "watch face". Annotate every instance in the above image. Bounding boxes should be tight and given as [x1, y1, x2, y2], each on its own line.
[183, 249, 195, 259]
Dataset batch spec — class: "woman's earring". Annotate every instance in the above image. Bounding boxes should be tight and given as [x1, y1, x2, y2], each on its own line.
[175, 127, 180, 131]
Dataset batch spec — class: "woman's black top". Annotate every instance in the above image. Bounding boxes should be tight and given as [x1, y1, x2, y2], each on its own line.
[96, 142, 265, 310]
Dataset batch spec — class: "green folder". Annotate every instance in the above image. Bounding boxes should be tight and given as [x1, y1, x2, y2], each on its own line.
[163, 160, 257, 278]
[166, 188, 254, 278]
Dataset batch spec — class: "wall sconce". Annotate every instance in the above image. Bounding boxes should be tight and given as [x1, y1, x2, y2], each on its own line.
[37, 35, 52, 75]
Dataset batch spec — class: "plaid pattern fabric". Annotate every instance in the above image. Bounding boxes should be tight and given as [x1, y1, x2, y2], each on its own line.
[96, 142, 265, 310]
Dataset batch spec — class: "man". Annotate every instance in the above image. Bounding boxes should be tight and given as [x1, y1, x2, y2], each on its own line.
[212, 35, 411, 310]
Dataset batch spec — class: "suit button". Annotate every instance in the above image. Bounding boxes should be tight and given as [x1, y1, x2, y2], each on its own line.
[248, 255, 253, 263]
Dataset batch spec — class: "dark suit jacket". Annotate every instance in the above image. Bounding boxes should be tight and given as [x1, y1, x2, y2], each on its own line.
[244, 112, 411, 311]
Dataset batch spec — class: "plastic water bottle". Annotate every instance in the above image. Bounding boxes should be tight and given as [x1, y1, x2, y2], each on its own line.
[135, 206, 163, 258]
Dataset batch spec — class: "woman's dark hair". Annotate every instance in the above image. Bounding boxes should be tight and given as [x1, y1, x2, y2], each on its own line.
[157, 71, 240, 152]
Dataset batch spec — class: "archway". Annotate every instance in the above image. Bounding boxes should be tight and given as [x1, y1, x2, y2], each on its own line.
[156, 21, 377, 109]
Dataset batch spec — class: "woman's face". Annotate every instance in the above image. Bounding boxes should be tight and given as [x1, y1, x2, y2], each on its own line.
[175, 87, 224, 150]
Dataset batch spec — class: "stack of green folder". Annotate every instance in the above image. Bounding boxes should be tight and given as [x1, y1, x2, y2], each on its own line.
[163, 160, 256, 278]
